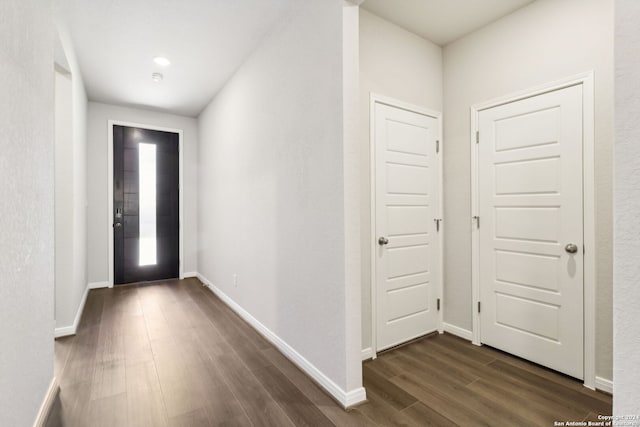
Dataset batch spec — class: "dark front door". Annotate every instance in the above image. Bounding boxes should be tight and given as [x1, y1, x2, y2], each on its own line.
[113, 125, 179, 284]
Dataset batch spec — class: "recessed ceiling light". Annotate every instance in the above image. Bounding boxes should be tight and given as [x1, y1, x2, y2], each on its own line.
[153, 56, 171, 67]
[151, 72, 163, 82]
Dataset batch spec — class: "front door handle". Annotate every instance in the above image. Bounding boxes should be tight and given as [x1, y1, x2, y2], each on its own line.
[565, 243, 578, 254]
[113, 222, 122, 228]
[378, 236, 389, 246]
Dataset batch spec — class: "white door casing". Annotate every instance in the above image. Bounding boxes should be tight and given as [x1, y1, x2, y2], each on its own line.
[477, 84, 584, 379]
[372, 97, 442, 353]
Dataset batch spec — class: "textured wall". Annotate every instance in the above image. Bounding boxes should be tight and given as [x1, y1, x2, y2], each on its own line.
[0, 0, 55, 425]
[443, 0, 614, 380]
[198, 0, 351, 390]
[86, 102, 199, 282]
[614, 0, 640, 414]
[359, 8, 443, 352]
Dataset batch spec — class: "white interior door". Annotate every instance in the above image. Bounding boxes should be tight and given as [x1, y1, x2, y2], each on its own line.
[478, 84, 584, 379]
[374, 102, 441, 352]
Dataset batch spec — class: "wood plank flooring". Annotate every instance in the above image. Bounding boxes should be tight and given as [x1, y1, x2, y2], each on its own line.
[47, 278, 611, 426]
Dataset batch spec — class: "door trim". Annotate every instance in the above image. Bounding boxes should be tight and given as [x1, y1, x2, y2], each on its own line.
[107, 120, 184, 287]
[369, 93, 444, 356]
[470, 72, 596, 389]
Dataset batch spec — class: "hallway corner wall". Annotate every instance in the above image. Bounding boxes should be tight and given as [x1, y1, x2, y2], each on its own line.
[197, 0, 359, 400]
[53, 21, 89, 335]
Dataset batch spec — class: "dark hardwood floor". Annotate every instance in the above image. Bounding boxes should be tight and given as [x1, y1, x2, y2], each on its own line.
[47, 278, 611, 426]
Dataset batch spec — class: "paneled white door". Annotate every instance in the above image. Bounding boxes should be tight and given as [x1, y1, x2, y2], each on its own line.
[374, 102, 441, 352]
[478, 84, 584, 379]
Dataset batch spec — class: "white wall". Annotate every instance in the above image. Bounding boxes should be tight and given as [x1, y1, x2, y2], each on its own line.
[54, 70, 75, 329]
[342, 1, 363, 393]
[0, 1, 55, 425]
[359, 8, 443, 351]
[86, 102, 198, 283]
[614, 0, 640, 414]
[53, 23, 89, 334]
[443, 0, 614, 381]
[198, 0, 359, 396]
[70, 43, 88, 333]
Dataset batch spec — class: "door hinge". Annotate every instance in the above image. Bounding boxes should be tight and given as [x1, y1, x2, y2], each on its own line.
[476, 131, 479, 144]
[473, 216, 480, 229]
[434, 218, 442, 232]
[478, 301, 481, 313]
[436, 140, 440, 153]
[437, 298, 441, 311]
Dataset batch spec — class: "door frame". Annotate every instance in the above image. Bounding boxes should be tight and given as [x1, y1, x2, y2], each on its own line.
[470, 72, 596, 389]
[107, 120, 184, 287]
[369, 93, 444, 356]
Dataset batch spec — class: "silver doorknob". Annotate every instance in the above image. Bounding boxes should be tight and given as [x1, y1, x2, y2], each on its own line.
[565, 243, 578, 254]
[113, 222, 122, 228]
[378, 237, 389, 246]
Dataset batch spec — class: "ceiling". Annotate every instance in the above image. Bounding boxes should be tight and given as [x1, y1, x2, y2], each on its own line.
[55, 0, 295, 117]
[56, 1, 537, 117]
[362, 0, 537, 46]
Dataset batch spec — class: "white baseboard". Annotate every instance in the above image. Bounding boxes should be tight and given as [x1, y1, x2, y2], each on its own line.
[443, 322, 473, 341]
[595, 376, 613, 394]
[344, 387, 367, 407]
[196, 273, 366, 408]
[54, 324, 75, 338]
[54, 284, 90, 338]
[361, 347, 374, 361]
[88, 281, 109, 289]
[182, 271, 198, 278]
[33, 376, 59, 427]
